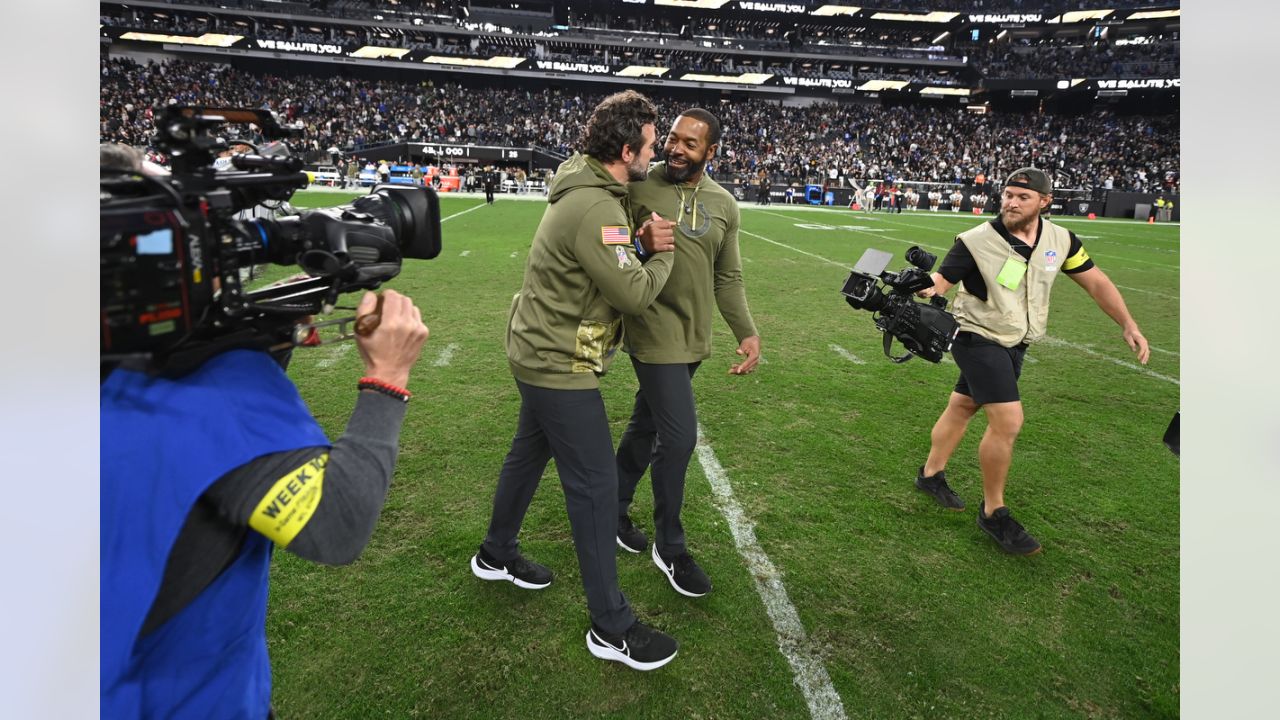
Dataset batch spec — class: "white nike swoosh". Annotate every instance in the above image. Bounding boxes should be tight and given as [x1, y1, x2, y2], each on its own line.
[594, 631, 628, 654]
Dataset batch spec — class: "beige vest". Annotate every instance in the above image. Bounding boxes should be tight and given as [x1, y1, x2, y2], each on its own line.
[952, 219, 1072, 347]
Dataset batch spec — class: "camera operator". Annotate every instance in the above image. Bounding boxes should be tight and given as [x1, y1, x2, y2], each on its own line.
[101, 290, 430, 718]
[914, 168, 1149, 555]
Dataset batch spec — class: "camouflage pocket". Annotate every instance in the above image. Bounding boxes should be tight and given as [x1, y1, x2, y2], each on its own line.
[572, 318, 622, 373]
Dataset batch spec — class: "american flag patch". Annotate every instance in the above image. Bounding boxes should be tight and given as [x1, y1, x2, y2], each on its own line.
[601, 226, 631, 245]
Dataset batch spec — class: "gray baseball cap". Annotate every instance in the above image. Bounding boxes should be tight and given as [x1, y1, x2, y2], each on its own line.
[1004, 167, 1052, 195]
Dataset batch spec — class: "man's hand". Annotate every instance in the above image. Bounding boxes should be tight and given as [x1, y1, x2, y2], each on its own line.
[354, 290, 430, 389]
[729, 335, 761, 375]
[1123, 324, 1150, 365]
[636, 211, 676, 254]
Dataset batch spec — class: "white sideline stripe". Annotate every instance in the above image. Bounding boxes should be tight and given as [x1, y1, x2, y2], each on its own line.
[829, 343, 865, 364]
[441, 203, 487, 223]
[1041, 336, 1179, 385]
[1116, 283, 1176, 300]
[460, 250, 471, 257]
[694, 426, 848, 720]
[432, 342, 460, 367]
[315, 342, 352, 369]
[1151, 345, 1179, 357]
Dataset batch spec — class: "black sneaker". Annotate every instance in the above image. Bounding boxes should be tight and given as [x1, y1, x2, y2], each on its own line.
[976, 502, 1042, 556]
[652, 544, 712, 597]
[616, 514, 647, 554]
[586, 621, 678, 671]
[915, 466, 965, 510]
[469, 545, 553, 589]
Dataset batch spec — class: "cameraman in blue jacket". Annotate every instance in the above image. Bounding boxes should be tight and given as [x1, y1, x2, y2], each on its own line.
[101, 290, 429, 719]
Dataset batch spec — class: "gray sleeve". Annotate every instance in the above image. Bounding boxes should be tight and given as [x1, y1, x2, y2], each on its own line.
[203, 390, 409, 565]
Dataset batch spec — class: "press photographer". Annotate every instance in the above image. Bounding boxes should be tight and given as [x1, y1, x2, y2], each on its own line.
[101, 106, 438, 718]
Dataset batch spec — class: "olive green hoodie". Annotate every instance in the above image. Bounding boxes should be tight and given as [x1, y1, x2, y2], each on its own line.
[506, 153, 674, 390]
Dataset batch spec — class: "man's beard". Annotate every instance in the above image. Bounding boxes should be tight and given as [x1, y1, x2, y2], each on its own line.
[626, 154, 649, 182]
[664, 156, 705, 184]
[1001, 207, 1038, 233]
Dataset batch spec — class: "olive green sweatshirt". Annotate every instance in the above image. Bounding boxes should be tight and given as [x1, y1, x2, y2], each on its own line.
[506, 153, 674, 390]
[623, 163, 757, 363]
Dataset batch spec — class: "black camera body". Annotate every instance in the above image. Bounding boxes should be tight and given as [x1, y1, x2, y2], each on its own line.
[841, 246, 959, 363]
[101, 106, 442, 375]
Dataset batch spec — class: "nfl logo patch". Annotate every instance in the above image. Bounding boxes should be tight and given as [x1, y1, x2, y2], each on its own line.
[1044, 249, 1058, 270]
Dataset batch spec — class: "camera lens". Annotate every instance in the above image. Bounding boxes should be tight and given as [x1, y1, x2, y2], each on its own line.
[905, 246, 937, 271]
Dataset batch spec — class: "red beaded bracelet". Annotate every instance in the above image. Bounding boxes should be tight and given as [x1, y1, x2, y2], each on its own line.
[357, 377, 412, 403]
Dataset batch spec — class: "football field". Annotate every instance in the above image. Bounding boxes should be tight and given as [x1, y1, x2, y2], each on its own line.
[265, 191, 1180, 719]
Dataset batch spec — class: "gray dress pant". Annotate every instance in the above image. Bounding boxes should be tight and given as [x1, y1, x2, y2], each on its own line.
[615, 357, 701, 558]
[483, 379, 635, 635]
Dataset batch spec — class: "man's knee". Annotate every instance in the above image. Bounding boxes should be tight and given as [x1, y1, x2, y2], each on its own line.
[984, 401, 1024, 437]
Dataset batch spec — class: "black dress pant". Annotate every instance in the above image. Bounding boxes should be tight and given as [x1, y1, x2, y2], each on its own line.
[483, 380, 635, 635]
[615, 357, 701, 557]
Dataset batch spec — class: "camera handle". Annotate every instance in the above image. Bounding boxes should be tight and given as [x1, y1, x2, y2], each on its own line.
[882, 330, 915, 364]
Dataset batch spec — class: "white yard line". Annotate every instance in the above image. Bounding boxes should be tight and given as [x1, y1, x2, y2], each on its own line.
[441, 203, 487, 223]
[1041, 336, 1179, 385]
[739, 229, 847, 268]
[1116, 283, 1177, 300]
[459, 250, 471, 257]
[695, 426, 848, 720]
[432, 342, 460, 367]
[1151, 345, 1179, 357]
[829, 343, 865, 365]
[314, 341, 352, 369]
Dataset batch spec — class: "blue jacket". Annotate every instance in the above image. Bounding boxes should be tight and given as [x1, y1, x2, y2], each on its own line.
[101, 350, 329, 719]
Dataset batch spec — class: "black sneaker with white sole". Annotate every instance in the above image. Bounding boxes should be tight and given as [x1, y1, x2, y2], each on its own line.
[586, 621, 678, 671]
[469, 545, 553, 589]
[976, 501, 1042, 556]
[915, 466, 965, 510]
[651, 544, 711, 597]
[616, 514, 647, 554]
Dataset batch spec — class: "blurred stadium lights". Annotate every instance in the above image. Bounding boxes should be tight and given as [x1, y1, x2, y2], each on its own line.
[810, 5, 862, 18]
[870, 11, 959, 23]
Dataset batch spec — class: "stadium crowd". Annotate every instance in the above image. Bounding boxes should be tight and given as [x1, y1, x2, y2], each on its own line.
[100, 57, 1178, 195]
[966, 37, 1179, 79]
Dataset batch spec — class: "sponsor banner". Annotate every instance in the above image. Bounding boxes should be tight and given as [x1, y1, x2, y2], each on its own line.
[533, 60, 614, 75]
[780, 76, 854, 89]
[254, 38, 344, 55]
[737, 1, 808, 13]
[968, 13, 1044, 23]
[1097, 78, 1180, 90]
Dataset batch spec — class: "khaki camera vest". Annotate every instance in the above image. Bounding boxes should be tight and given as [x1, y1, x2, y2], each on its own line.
[951, 219, 1073, 347]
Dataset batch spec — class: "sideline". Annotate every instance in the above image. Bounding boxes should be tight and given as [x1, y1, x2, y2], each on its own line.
[695, 425, 848, 720]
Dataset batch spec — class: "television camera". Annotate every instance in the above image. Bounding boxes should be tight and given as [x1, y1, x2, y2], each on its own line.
[841, 246, 959, 363]
[101, 105, 442, 375]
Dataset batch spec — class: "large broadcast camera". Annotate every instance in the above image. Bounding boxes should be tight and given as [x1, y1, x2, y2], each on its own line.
[101, 106, 442, 375]
[841, 246, 959, 363]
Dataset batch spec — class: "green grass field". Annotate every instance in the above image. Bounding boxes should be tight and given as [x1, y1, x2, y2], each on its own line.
[265, 191, 1179, 719]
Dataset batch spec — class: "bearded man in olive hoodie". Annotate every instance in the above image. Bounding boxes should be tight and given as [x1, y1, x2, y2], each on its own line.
[470, 90, 681, 671]
[614, 109, 761, 598]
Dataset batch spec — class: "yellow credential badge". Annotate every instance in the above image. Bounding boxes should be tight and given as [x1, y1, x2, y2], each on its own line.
[249, 454, 327, 547]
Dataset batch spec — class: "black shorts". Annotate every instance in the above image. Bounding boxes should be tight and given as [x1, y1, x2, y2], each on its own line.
[951, 331, 1028, 404]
